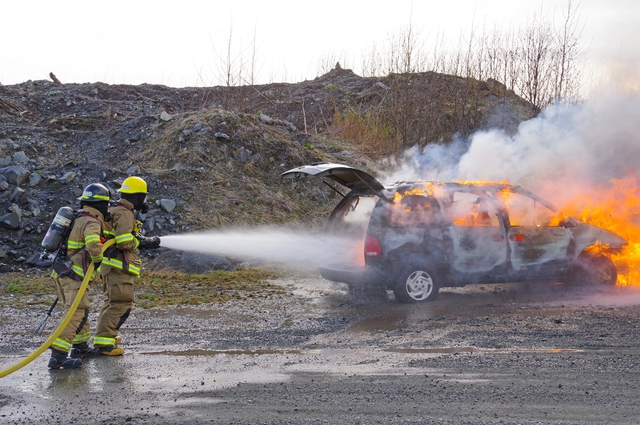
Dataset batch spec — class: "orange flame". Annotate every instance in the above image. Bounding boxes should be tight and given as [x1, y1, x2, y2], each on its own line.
[556, 175, 640, 286]
[454, 178, 510, 185]
[497, 187, 515, 205]
[389, 177, 640, 286]
[391, 183, 439, 203]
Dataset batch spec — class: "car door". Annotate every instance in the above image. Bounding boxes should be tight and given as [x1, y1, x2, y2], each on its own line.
[502, 189, 573, 272]
[443, 190, 508, 273]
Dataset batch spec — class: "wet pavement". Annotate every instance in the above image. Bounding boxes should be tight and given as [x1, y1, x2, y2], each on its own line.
[2, 272, 640, 424]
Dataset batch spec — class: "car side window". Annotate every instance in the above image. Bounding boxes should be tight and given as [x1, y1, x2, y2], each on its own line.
[501, 192, 557, 227]
[387, 194, 439, 227]
[446, 191, 499, 227]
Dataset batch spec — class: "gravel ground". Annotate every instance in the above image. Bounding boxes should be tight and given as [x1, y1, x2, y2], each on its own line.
[2, 271, 640, 424]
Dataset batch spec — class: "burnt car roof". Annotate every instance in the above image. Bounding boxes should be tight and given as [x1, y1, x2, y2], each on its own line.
[382, 181, 559, 213]
[282, 163, 559, 212]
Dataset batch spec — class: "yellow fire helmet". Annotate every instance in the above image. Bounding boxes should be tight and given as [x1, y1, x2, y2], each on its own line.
[118, 176, 148, 194]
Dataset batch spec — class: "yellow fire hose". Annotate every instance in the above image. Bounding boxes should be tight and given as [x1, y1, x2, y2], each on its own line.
[0, 239, 115, 378]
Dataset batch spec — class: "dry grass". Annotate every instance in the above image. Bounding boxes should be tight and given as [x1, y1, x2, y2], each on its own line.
[330, 107, 396, 159]
[134, 267, 287, 308]
[0, 267, 288, 310]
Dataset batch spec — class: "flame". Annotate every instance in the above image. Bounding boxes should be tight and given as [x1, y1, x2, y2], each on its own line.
[388, 177, 640, 286]
[388, 182, 442, 225]
[556, 175, 640, 286]
[497, 187, 516, 205]
[454, 178, 510, 185]
[391, 182, 439, 203]
[392, 180, 497, 226]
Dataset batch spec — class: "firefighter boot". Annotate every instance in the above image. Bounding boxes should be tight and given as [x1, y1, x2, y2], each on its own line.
[70, 342, 101, 358]
[48, 349, 82, 369]
[99, 345, 125, 356]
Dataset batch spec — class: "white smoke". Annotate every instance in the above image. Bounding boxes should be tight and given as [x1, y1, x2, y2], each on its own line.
[380, 90, 640, 205]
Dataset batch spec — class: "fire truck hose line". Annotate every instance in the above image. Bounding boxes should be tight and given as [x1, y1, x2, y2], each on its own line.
[0, 239, 115, 378]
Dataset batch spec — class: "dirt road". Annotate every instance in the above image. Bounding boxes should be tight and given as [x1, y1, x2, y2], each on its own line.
[2, 272, 640, 424]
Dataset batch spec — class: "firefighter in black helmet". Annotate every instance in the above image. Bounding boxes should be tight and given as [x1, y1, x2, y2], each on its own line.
[48, 183, 110, 369]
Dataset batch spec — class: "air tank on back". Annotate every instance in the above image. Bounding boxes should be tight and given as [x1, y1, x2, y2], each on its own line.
[41, 206, 75, 252]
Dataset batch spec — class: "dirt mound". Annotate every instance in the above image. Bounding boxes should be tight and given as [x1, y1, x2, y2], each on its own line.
[0, 68, 538, 269]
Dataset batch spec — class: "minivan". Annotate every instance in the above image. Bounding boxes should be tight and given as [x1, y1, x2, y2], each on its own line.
[282, 163, 627, 303]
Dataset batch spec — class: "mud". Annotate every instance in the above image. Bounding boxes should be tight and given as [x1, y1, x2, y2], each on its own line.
[2, 271, 640, 424]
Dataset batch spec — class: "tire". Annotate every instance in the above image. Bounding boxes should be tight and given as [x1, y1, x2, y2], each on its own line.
[393, 267, 440, 303]
[570, 255, 617, 287]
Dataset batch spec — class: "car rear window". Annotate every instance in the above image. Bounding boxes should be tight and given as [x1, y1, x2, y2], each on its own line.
[328, 195, 378, 237]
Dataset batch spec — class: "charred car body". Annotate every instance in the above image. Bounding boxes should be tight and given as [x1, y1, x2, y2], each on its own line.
[282, 163, 628, 303]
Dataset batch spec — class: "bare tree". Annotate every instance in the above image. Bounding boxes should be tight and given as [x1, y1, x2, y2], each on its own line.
[317, 51, 344, 75]
[325, 0, 585, 156]
[361, 41, 383, 77]
[518, 7, 555, 108]
[241, 23, 261, 86]
[552, 0, 583, 103]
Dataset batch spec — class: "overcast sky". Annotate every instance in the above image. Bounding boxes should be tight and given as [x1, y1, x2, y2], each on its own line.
[1, 0, 639, 93]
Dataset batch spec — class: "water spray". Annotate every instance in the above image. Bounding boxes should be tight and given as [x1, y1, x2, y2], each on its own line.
[160, 227, 363, 268]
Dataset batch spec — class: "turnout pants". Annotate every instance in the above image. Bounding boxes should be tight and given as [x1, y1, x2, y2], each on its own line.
[51, 276, 91, 353]
[94, 267, 134, 347]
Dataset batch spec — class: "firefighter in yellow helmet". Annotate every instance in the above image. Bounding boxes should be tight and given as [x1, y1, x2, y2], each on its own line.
[48, 183, 110, 369]
[94, 176, 160, 355]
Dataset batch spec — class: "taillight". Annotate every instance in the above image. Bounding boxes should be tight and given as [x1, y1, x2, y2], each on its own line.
[509, 233, 525, 242]
[364, 235, 382, 257]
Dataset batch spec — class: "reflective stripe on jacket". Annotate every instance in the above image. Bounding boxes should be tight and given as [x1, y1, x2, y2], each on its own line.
[102, 257, 141, 276]
[102, 199, 142, 276]
[65, 206, 105, 278]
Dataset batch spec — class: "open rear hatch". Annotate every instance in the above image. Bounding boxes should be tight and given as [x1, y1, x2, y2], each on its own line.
[281, 163, 385, 195]
[282, 163, 386, 286]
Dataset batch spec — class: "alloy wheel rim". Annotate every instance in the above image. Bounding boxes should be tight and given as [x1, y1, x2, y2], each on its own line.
[406, 271, 433, 300]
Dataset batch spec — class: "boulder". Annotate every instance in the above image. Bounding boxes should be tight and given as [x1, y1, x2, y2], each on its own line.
[0, 212, 21, 229]
[0, 165, 30, 185]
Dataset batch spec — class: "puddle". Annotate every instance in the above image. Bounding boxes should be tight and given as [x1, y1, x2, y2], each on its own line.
[384, 347, 584, 354]
[385, 347, 476, 354]
[348, 314, 407, 332]
[141, 347, 584, 357]
[344, 291, 593, 334]
[143, 349, 309, 356]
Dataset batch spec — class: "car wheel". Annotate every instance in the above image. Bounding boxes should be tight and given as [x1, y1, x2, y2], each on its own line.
[394, 267, 440, 303]
[570, 254, 617, 286]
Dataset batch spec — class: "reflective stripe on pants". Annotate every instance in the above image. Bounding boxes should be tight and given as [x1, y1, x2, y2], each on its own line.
[95, 267, 135, 344]
[49, 276, 92, 354]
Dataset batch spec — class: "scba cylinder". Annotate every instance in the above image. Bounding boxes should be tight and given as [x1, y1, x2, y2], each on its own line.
[41, 207, 75, 252]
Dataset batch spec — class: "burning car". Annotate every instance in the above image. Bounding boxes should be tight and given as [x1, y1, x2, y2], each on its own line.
[282, 163, 628, 303]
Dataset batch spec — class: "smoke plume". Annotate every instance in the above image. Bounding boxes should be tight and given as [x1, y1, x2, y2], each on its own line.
[380, 91, 640, 206]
